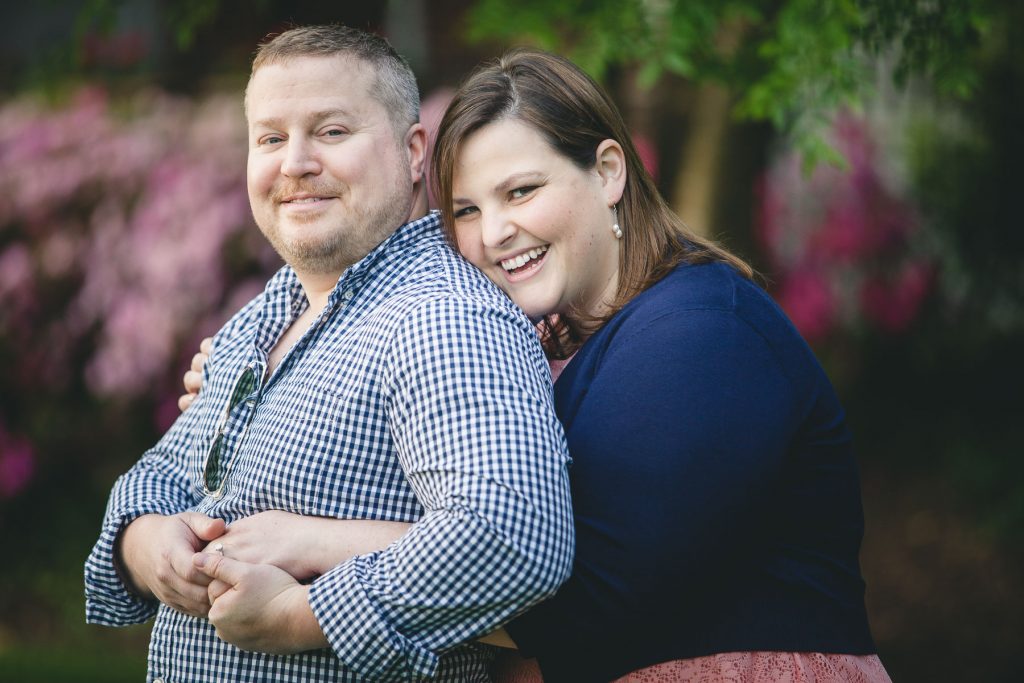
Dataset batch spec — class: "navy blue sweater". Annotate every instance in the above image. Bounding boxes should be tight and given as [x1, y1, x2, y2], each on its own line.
[505, 261, 876, 682]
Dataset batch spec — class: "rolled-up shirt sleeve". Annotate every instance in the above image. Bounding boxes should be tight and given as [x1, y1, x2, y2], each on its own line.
[83, 354, 217, 626]
[84, 440, 201, 625]
[309, 295, 575, 680]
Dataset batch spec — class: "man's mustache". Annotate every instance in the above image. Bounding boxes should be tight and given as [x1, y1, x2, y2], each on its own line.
[269, 182, 343, 202]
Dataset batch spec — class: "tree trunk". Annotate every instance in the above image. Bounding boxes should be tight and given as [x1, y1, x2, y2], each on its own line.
[670, 82, 731, 237]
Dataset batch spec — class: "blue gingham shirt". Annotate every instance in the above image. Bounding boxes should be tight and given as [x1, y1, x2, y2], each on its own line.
[84, 211, 575, 682]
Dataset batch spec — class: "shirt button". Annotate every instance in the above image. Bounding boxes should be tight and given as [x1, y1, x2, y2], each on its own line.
[343, 289, 354, 301]
[154, 678, 165, 683]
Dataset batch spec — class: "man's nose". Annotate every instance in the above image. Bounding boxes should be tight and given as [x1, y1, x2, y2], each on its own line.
[280, 138, 321, 177]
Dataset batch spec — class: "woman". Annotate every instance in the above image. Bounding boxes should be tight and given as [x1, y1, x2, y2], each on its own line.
[183, 49, 890, 682]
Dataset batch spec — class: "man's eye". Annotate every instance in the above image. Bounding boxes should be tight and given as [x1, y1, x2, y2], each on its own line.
[323, 128, 347, 138]
[261, 135, 284, 145]
[510, 186, 537, 199]
[454, 206, 479, 219]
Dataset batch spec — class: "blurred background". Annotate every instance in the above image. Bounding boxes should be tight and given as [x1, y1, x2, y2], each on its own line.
[0, 1, 1021, 681]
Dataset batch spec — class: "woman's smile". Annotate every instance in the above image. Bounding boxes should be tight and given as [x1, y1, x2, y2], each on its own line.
[500, 245, 549, 281]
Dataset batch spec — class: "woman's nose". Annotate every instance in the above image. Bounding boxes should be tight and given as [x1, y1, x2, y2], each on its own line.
[481, 212, 517, 249]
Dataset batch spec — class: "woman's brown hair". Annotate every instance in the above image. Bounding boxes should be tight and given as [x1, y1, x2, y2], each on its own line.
[432, 48, 752, 357]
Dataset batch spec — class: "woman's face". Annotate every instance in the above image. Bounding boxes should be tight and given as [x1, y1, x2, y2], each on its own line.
[450, 118, 624, 322]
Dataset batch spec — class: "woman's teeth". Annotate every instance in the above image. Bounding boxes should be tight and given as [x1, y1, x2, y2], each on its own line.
[501, 245, 549, 272]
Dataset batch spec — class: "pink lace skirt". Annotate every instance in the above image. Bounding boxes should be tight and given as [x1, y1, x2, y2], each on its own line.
[491, 650, 892, 682]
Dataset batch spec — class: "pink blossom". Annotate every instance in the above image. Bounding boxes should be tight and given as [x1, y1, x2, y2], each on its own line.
[154, 393, 184, 433]
[40, 231, 78, 278]
[81, 31, 148, 69]
[0, 86, 265, 399]
[756, 111, 932, 342]
[832, 115, 878, 173]
[775, 269, 836, 344]
[632, 132, 659, 182]
[860, 261, 934, 334]
[421, 88, 455, 209]
[814, 198, 873, 262]
[0, 244, 32, 297]
[0, 427, 35, 498]
[754, 175, 784, 268]
[756, 153, 818, 269]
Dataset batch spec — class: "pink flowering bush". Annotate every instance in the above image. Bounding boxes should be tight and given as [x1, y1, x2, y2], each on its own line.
[0, 420, 35, 498]
[756, 115, 935, 346]
[0, 86, 279, 499]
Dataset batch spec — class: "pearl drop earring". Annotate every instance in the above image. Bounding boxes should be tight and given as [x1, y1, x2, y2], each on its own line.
[611, 204, 623, 240]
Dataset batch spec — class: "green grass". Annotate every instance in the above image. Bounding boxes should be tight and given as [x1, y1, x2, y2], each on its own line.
[0, 644, 146, 683]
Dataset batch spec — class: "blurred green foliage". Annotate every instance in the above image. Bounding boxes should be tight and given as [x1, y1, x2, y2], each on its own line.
[72, 0, 269, 51]
[466, 0, 993, 170]
[49, 0, 995, 170]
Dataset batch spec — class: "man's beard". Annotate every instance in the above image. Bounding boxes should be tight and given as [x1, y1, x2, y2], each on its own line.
[264, 224, 358, 276]
[260, 179, 412, 276]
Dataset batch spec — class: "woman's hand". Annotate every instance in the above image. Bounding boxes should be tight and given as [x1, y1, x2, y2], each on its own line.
[178, 336, 213, 412]
[194, 553, 327, 654]
[200, 511, 411, 581]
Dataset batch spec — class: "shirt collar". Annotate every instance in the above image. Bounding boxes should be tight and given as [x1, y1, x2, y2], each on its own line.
[257, 210, 443, 321]
[326, 210, 443, 306]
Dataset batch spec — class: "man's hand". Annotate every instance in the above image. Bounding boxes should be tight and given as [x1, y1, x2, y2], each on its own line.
[194, 552, 328, 654]
[178, 336, 213, 412]
[117, 512, 226, 617]
[199, 511, 410, 581]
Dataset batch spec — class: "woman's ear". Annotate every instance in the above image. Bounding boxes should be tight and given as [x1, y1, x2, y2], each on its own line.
[595, 139, 627, 206]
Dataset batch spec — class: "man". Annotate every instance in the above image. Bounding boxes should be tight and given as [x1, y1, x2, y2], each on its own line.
[85, 25, 574, 682]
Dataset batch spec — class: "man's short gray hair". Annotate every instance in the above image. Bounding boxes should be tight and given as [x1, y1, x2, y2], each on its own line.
[250, 24, 420, 130]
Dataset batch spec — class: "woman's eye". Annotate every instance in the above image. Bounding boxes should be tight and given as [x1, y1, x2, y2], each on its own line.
[324, 129, 345, 137]
[510, 186, 537, 200]
[261, 135, 284, 145]
[454, 206, 479, 220]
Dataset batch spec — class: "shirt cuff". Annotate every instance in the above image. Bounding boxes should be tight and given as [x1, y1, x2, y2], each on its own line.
[309, 553, 438, 681]
[83, 505, 172, 626]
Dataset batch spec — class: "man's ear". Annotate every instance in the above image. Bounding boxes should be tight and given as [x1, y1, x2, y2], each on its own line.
[405, 123, 429, 185]
[595, 139, 626, 206]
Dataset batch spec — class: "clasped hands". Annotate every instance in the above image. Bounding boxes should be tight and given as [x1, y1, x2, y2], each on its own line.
[118, 510, 329, 653]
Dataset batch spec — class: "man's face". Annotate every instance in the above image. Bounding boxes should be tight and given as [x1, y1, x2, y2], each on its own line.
[246, 55, 420, 277]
